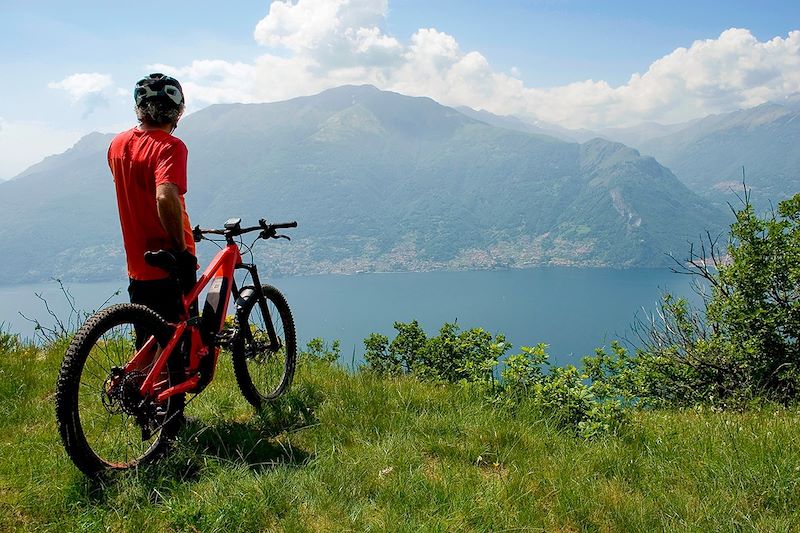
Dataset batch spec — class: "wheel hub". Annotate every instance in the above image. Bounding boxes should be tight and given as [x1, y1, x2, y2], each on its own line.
[102, 369, 147, 417]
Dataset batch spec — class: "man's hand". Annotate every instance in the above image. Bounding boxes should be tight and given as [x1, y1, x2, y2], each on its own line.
[156, 183, 186, 251]
[174, 249, 197, 271]
[174, 248, 198, 294]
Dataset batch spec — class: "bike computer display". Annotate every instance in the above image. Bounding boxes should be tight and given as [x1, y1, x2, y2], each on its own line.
[224, 218, 242, 230]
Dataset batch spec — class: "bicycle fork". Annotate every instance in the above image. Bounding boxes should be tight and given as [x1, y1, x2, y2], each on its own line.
[234, 264, 281, 351]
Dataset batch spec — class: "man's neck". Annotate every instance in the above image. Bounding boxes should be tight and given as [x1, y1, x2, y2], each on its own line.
[138, 123, 175, 134]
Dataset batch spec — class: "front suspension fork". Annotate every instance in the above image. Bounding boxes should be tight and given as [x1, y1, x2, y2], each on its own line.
[235, 264, 280, 350]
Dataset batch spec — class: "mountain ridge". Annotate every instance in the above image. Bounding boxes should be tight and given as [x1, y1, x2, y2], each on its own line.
[630, 102, 800, 209]
[0, 85, 726, 284]
[470, 96, 799, 211]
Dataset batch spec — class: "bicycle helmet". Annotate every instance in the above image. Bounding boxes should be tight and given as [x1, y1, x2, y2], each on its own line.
[134, 73, 184, 108]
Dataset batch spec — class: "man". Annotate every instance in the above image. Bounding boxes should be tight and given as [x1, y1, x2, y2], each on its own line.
[108, 73, 197, 323]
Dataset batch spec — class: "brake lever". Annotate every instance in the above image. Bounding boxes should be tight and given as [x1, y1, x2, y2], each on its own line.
[275, 234, 291, 241]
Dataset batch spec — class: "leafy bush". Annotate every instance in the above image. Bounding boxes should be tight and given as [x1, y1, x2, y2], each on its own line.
[363, 332, 394, 374]
[502, 344, 627, 438]
[343, 192, 800, 423]
[362, 320, 428, 376]
[500, 344, 550, 399]
[634, 192, 800, 406]
[300, 337, 341, 364]
[363, 324, 625, 437]
[363, 320, 508, 385]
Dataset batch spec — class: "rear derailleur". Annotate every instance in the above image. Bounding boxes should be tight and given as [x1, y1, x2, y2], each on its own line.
[102, 367, 166, 441]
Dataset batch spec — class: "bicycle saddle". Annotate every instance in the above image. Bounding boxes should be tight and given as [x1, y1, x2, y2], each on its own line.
[144, 250, 177, 273]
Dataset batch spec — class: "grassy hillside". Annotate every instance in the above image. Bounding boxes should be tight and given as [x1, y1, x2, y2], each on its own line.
[1, 334, 798, 532]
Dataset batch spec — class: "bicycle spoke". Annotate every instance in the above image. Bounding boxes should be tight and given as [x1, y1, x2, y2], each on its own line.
[233, 285, 295, 405]
[76, 320, 164, 466]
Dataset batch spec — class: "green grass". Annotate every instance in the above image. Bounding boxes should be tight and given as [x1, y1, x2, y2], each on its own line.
[1, 338, 799, 532]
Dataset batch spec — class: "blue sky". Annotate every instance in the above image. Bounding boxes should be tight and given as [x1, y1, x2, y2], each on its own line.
[1, 0, 799, 179]
[387, 0, 800, 85]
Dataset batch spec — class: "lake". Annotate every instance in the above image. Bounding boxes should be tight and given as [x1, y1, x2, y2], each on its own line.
[0, 268, 702, 366]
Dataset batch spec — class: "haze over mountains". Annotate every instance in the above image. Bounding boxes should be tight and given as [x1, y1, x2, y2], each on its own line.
[625, 103, 800, 210]
[0, 84, 763, 284]
[465, 97, 800, 211]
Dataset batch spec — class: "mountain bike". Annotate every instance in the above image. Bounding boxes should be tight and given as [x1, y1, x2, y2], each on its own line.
[55, 217, 297, 478]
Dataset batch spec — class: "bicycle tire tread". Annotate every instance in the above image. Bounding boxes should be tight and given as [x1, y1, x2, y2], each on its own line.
[232, 284, 297, 408]
[55, 303, 183, 478]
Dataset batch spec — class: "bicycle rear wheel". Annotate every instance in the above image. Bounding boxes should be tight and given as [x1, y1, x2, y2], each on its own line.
[232, 284, 296, 408]
[55, 304, 185, 477]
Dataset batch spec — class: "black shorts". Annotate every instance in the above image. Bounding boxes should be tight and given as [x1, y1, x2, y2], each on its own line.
[128, 277, 184, 323]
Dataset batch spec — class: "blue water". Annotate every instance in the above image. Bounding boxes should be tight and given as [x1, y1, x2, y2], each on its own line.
[0, 268, 701, 366]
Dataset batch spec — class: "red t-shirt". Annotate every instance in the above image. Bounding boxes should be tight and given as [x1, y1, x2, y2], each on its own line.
[108, 127, 195, 281]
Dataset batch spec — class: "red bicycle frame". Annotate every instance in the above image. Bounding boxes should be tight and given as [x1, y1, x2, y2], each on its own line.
[124, 242, 242, 403]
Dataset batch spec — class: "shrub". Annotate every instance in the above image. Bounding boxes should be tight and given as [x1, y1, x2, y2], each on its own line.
[300, 337, 341, 364]
[362, 320, 509, 385]
[502, 344, 627, 438]
[363, 332, 395, 375]
[364, 326, 625, 437]
[501, 344, 549, 400]
[636, 192, 800, 406]
[355, 192, 800, 432]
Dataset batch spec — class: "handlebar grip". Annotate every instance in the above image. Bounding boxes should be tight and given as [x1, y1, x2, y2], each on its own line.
[272, 221, 298, 229]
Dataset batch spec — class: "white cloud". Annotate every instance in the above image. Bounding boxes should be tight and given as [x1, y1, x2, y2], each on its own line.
[254, 0, 388, 52]
[0, 118, 83, 180]
[147, 1, 800, 129]
[48, 73, 114, 102]
[147, 60, 260, 108]
[48, 72, 122, 118]
[255, 0, 346, 50]
[522, 28, 800, 128]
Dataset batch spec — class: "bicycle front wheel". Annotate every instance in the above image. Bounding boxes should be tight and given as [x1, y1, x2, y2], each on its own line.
[55, 304, 185, 477]
[232, 284, 296, 408]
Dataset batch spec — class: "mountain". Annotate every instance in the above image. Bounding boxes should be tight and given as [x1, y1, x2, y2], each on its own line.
[0, 85, 726, 284]
[0, 132, 120, 282]
[455, 106, 599, 143]
[596, 121, 700, 148]
[598, 102, 800, 210]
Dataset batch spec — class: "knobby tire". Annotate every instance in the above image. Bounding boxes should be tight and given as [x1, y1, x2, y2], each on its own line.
[232, 284, 296, 408]
[55, 303, 185, 478]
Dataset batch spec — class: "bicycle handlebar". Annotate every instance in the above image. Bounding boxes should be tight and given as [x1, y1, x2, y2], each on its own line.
[270, 221, 298, 229]
[193, 218, 297, 242]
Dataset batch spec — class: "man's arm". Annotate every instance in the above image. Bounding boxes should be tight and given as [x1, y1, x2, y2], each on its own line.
[155, 183, 186, 251]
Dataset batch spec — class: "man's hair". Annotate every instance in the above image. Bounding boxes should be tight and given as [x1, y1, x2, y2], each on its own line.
[135, 100, 184, 127]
